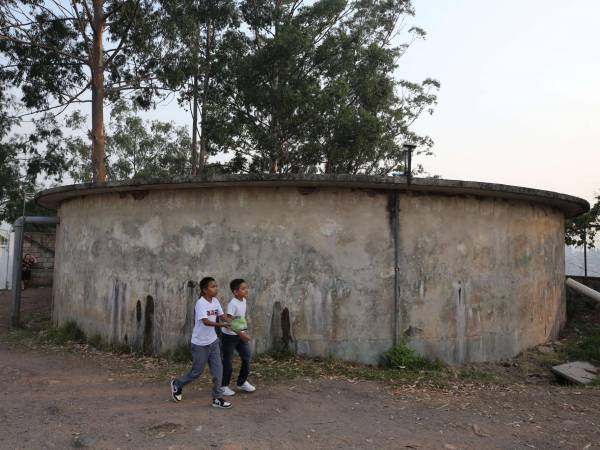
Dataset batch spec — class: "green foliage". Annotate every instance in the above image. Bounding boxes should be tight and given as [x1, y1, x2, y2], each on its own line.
[565, 194, 600, 248]
[567, 333, 600, 364]
[165, 343, 193, 363]
[0, 84, 71, 222]
[2, 0, 437, 185]
[382, 339, 440, 370]
[88, 334, 103, 349]
[266, 340, 296, 360]
[222, 0, 439, 174]
[67, 104, 192, 182]
[565, 286, 600, 364]
[44, 320, 86, 345]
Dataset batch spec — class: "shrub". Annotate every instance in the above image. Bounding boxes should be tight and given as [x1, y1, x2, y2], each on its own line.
[45, 320, 86, 345]
[382, 339, 440, 371]
[166, 343, 192, 363]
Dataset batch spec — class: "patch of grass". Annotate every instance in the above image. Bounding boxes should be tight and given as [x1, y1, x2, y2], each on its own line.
[43, 320, 86, 345]
[88, 334, 103, 349]
[565, 332, 600, 364]
[382, 339, 442, 371]
[165, 343, 192, 363]
[264, 341, 296, 360]
[86, 334, 130, 354]
[22, 312, 52, 331]
[457, 366, 498, 383]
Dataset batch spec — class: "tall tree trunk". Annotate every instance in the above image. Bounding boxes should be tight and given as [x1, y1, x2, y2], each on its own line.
[91, 0, 106, 182]
[198, 19, 213, 175]
[270, 0, 283, 173]
[191, 73, 199, 176]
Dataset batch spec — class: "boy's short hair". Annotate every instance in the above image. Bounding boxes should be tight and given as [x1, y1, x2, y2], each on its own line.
[230, 278, 246, 293]
[199, 277, 215, 293]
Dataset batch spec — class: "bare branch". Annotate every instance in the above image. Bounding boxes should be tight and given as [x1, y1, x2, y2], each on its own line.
[71, 0, 92, 62]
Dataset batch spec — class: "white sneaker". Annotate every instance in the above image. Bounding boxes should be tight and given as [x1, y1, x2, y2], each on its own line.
[236, 381, 256, 392]
[221, 386, 236, 396]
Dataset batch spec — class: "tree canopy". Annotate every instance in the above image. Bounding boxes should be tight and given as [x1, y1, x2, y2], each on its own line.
[0, 0, 439, 222]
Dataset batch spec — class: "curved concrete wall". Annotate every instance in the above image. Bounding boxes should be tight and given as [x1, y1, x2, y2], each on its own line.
[50, 183, 571, 364]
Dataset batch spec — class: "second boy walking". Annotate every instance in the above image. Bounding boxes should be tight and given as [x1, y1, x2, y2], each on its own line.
[221, 278, 256, 395]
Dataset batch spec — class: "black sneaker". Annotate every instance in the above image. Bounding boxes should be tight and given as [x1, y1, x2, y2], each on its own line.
[170, 379, 182, 402]
[212, 398, 232, 409]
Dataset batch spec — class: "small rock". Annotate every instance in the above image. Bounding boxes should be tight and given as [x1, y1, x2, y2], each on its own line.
[444, 444, 458, 450]
[472, 423, 489, 437]
[195, 425, 203, 432]
[72, 436, 97, 448]
[537, 345, 554, 354]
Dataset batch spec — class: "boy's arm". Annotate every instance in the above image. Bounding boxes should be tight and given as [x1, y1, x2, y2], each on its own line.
[201, 318, 230, 328]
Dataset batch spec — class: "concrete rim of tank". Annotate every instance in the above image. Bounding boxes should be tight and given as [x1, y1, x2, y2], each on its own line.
[35, 174, 589, 218]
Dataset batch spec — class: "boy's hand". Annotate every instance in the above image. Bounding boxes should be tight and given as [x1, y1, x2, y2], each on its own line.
[237, 330, 251, 343]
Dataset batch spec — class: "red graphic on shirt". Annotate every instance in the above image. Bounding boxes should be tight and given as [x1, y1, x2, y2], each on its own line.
[207, 309, 218, 317]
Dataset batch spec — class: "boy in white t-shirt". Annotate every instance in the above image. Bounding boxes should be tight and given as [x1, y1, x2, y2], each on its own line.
[220, 279, 256, 396]
[170, 277, 233, 409]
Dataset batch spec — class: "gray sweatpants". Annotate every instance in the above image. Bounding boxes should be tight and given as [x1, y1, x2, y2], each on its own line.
[174, 340, 223, 399]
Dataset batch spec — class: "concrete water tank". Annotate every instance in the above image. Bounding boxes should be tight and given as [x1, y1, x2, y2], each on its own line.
[36, 175, 589, 364]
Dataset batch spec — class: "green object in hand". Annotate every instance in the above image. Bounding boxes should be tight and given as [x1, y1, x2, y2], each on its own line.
[231, 318, 247, 332]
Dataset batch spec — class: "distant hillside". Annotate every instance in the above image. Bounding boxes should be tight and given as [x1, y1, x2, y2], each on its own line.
[566, 245, 600, 276]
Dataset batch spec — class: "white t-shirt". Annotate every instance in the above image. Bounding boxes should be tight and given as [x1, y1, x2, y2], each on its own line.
[222, 297, 247, 336]
[191, 297, 224, 346]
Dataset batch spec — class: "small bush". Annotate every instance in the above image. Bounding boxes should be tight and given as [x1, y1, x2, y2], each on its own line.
[109, 342, 131, 354]
[45, 320, 86, 345]
[567, 333, 600, 364]
[166, 343, 192, 363]
[88, 334, 103, 349]
[266, 341, 295, 360]
[382, 339, 440, 371]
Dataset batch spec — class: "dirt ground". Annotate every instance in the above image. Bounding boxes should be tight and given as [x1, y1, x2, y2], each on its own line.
[1, 289, 599, 450]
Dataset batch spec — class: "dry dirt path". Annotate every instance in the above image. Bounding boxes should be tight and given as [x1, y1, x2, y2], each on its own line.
[1, 289, 599, 449]
[1, 342, 599, 450]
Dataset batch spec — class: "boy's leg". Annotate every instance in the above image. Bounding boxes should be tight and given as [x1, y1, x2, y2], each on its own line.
[235, 339, 252, 387]
[174, 344, 209, 389]
[221, 334, 237, 387]
[207, 340, 224, 399]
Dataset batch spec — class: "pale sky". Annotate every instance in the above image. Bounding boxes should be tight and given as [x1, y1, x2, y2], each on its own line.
[400, 0, 599, 203]
[126, 1, 599, 204]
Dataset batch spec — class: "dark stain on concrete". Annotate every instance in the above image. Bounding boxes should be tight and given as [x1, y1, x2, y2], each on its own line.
[143, 295, 155, 355]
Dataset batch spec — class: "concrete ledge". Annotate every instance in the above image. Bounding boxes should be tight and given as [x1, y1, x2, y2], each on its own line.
[35, 174, 589, 218]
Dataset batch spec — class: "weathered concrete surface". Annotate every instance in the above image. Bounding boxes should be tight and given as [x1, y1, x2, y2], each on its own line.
[36, 174, 589, 217]
[397, 194, 566, 363]
[43, 177, 586, 365]
[52, 187, 394, 363]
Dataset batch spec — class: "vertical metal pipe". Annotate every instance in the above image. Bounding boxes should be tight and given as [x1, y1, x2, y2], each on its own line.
[391, 192, 400, 346]
[10, 217, 25, 327]
[583, 228, 588, 280]
[403, 144, 416, 186]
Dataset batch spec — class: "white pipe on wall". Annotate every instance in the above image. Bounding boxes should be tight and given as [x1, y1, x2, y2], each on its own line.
[566, 277, 600, 304]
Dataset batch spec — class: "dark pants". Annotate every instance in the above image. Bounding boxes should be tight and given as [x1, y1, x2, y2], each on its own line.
[174, 340, 222, 399]
[221, 333, 251, 387]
